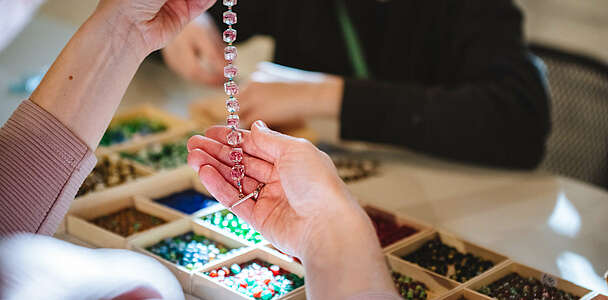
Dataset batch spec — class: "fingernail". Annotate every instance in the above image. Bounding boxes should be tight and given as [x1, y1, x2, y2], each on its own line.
[254, 120, 268, 129]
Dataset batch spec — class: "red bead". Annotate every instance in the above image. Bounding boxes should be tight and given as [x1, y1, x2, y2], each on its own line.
[253, 290, 262, 298]
[240, 282, 248, 288]
[223, 29, 237, 43]
[270, 265, 280, 276]
[223, 11, 237, 25]
[264, 278, 271, 285]
[226, 97, 239, 113]
[231, 164, 245, 181]
[224, 64, 238, 78]
[209, 270, 218, 277]
[227, 114, 239, 128]
[224, 46, 237, 61]
[230, 148, 243, 163]
[227, 130, 242, 146]
[224, 81, 239, 96]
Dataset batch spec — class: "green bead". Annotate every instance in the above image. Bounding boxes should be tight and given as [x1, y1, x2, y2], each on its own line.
[261, 290, 273, 300]
[230, 263, 241, 274]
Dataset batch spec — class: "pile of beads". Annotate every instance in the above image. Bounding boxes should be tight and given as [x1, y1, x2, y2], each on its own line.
[403, 237, 494, 283]
[77, 154, 144, 197]
[155, 189, 218, 215]
[391, 272, 429, 300]
[91, 207, 165, 237]
[204, 259, 304, 299]
[220, 0, 246, 196]
[201, 210, 264, 244]
[100, 117, 167, 146]
[478, 273, 577, 300]
[365, 208, 418, 247]
[147, 232, 241, 270]
[121, 137, 189, 170]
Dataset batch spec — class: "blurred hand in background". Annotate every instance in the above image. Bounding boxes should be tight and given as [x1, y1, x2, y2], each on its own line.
[162, 15, 225, 86]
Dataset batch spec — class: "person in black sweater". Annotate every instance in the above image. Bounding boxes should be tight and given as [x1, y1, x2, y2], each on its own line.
[162, 0, 550, 169]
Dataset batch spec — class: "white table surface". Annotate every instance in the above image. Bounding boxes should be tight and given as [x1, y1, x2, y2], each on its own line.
[1, 9, 607, 295]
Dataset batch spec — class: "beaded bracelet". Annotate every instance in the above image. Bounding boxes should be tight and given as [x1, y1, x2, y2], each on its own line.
[221, 0, 245, 196]
[221, 0, 265, 208]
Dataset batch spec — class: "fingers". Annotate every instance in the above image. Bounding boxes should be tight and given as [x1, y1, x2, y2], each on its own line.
[197, 165, 255, 223]
[162, 22, 224, 85]
[188, 148, 259, 193]
[204, 122, 304, 164]
[162, 41, 204, 83]
[187, 135, 275, 183]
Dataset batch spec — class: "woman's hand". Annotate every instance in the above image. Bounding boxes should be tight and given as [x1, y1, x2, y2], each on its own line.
[94, 0, 217, 60]
[162, 17, 225, 85]
[188, 121, 362, 257]
[187, 121, 397, 299]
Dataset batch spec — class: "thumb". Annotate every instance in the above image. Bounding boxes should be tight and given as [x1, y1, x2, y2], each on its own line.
[250, 120, 300, 163]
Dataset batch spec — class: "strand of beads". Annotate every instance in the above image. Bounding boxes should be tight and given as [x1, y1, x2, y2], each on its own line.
[222, 0, 245, 197]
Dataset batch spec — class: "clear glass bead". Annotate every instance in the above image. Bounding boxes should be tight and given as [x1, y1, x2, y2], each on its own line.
[224, 81, 239, 96]
[223, 0, 237, 6]
[227, 130, 242, 146]
[224, 46, 237, 61]
[223, 11, 237, 25]
[223, 29, 237, 43]
[227, 114, 239, 128]
[229, 148, 243, 163]
[224, 64, 238, 79]
[231, 164, 245, 181]
[226, 97, 239, 113]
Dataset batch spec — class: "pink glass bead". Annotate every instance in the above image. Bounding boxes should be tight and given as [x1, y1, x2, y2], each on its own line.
[223, 0, 237, 6]
[227, 114, 239, 128]
[224, 64, 238, 78]
[226, 97, 239, 113]
[223, 29, 237, 43]
[231, 164, 245, 181]
[227, 130, 243, 146]
[224, 81, 239, 96]
[223, 11, 237, 25]
[224, 46, 237, 61]
[230, 148, 243, 163]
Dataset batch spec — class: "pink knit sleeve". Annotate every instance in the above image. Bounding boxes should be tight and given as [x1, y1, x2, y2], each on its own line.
[0, 100, 96, 236]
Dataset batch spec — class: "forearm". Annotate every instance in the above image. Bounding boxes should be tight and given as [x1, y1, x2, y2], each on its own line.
[31, 9, 145, 149]
[301, 202, 397, 299]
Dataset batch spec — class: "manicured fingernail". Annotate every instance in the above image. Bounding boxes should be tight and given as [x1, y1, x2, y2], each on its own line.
[254, 120, 267, 129]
